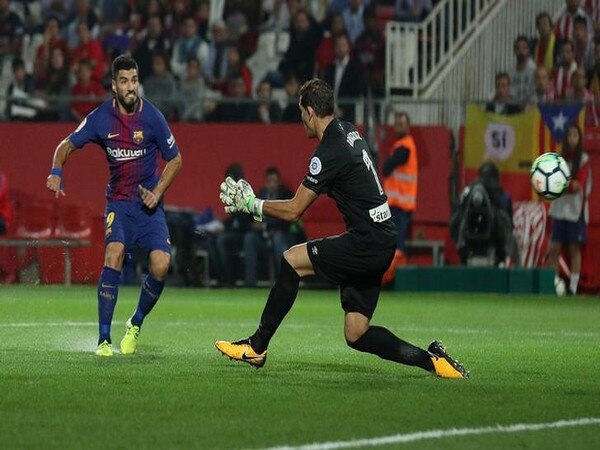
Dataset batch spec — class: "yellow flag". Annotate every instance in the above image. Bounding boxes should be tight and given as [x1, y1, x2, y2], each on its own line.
[464, 104, 539, 172]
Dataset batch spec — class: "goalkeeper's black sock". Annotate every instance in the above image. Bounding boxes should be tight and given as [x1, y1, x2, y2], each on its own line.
[348, 326, 434, 372]
[250, 257, 300, 354]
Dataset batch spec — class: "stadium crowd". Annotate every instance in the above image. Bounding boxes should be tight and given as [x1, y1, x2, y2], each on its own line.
[490, 0, 600, 125]
[0, 0, 443, 123]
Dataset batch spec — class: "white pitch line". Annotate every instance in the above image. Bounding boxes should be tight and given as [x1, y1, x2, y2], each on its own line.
[0, 322, 597, 338]
[259, 417, 600, 450]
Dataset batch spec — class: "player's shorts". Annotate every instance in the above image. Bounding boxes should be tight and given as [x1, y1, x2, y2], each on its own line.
[104, 200, 171, 255]
[551, 217, 587, 244]
[307, 233, 395, 319]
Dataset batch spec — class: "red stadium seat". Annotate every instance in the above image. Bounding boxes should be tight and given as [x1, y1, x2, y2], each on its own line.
[54, 202, 93, 239]
[15, 201, 55, 239]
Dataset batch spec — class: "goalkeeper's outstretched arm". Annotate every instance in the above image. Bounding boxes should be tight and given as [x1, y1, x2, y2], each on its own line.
[262, 184, 318, 222]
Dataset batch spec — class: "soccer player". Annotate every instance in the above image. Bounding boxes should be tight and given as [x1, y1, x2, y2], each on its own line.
[46, 55, 182, 357]
[216, 79, 468, 378]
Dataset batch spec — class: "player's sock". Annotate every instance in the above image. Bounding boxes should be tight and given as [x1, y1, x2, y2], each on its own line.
[569, 272, 579, 295]
[348, 326, 434, 372]
[250, 257, 300, 353]
[97, 267, 121, 344]
[131, 274, 165, 327]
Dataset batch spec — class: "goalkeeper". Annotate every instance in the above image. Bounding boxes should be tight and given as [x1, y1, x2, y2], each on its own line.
[215, 79, 468, 378]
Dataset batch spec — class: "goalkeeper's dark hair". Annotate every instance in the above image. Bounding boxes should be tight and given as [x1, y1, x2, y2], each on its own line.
[299, 79, 334, 118]
[112, 55, 138, 80]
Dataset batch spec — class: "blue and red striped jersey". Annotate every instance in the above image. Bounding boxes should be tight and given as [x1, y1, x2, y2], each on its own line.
[68, 97, 180, 202]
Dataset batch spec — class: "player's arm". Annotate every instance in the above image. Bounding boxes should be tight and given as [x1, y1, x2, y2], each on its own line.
[46, 139, 78, 198]
[138, 153, 182, 209]
[262, 184, 318, 222]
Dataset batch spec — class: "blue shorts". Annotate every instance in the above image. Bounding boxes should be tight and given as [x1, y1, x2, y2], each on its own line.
[104, 200, 171, 255]
[551, 217, 588, 244]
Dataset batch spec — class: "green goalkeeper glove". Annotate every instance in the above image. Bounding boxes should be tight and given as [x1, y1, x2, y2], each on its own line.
[237, 178, 263, 222]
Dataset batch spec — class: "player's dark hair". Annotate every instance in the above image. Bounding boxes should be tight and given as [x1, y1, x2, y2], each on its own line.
[395, 111, 410, 125]
[561, 124, 583, 178]
[112, 55, 138, 80]
[265, 166, 280, 177]
[536, 12, 552, 28]
[299, 79, 334, 117]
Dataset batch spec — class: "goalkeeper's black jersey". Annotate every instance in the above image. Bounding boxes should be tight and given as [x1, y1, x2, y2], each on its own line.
[302, 119, 397, 250]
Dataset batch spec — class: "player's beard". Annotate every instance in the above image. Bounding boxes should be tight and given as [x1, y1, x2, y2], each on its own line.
[117, 90, 138, 113]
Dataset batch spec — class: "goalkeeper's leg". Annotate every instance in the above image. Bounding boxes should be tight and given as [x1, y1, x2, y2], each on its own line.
[215, 244, 313, 363]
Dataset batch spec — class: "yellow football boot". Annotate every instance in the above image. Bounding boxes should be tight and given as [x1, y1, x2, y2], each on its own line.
[95, 340, 113, 357]
[120, 318, 140, 355]
[215, 338, 267, 368]
[428, 341, 469, 378]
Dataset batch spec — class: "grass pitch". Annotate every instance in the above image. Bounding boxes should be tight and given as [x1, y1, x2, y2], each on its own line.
[0, 286, 599, 449]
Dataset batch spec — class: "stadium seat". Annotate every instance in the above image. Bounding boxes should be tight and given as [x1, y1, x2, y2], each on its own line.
[15, 201, 55, 239]
[54, 202, 92, 239]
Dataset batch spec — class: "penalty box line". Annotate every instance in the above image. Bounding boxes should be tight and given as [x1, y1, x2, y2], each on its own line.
[258, 417, 600, 450]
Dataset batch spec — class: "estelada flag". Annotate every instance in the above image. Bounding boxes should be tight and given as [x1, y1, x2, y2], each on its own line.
[537, 102, 585, 152]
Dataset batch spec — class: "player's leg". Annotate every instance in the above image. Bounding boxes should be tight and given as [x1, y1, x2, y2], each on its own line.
[131, 250, 170, 327]
[121, 205, 171, 354]
[96, 242, 125, 355]
[342, 288, 434, 372]
[215, 242, 313, 367]
[342, 281, 469, 378]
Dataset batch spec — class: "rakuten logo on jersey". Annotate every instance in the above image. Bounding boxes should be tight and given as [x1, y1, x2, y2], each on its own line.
[106, 146, 147, 161]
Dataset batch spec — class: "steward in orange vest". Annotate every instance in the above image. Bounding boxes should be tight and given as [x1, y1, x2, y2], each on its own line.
[381, 112, 418, 284]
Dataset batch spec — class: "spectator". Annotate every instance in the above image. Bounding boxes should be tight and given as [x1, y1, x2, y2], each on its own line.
[573, 16, 595, 72]
[315, 12, 346, 78]
[178, 57, 206, 121]
[203, 20, 230, 89]
[588, 43, 600, 96]
[143, 51, 178, 120]
[193, 1, 209, 40]
[132, 15, 172, 82]
[170, 16, 208, 81]
[0, 167, 12, 236]
[278, 8, 323, 83]
[280, 71, 302, 123]
[529, 66, 555, 106]
[65, 0, 100, 49]
[243, 167, 294, 287]
[222, 46, 252, 96]
[355, 8, 386, 96]
[324, 33, 365, 123]
[5, 57, 49, 121]
[46, 46, 71, 121]
[567, 67, 599, 125]
[342, 0, 366, 44]
[41, 0, 74, 24]
[510, 36, 537, 106]
[533, 12, 558, 73]
[33, 16, 69, 85]
[395, 0, 433, 22]
[548, 124, 593, 295]
[215, 163, 253, 286]
[0, 0, 24, 58]
[486, 72, 522, 115]
[555, 0, 594, 41]
[553, 39, 578, 99]
[247, 80, 282, 123]
[163, 0, 191, 42]
[71, 21, 105, 83]
[381, 111, 418, 284]
[205, 74, 254, 122]
[70, 57, 105, 122]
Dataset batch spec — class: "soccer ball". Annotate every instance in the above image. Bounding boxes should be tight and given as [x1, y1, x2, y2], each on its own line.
[530, 153, 571, 200]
